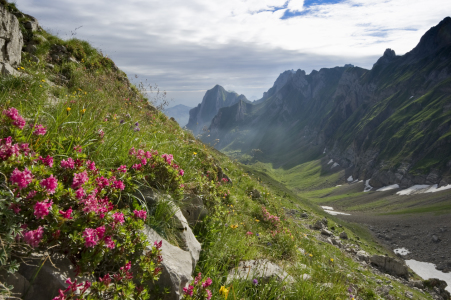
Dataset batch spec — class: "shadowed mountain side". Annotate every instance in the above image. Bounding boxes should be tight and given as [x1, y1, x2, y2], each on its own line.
[202, 17, 451, 188]
[186, 84, 250, 135]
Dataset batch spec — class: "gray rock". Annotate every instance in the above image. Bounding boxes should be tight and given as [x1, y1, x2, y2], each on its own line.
[313, 220, 324, 230]
[0, 269, 32, 299]
[142, 226, 193, 300]
[134, 188, 201, 270]
[356, 250, 370, 262]
[46, 63, 54, 69]
[339, 231, 348, 239]
[26, 44, 37, 54]
[408, 280, 424, 289]
[23, 17, 39, 32]
[69, 57, 79, 64]
[405, 291, 414, 299]
[249, 189, 261, 199]
[432, 234, 441, 243]
[30, 55, 40, 63]
[300, 212, 309, 218]
[0, 5, 24, 66]
[170, 201, 202, 269]
[370, 255, 409, 278]
[18, 253, 91, 300]
[180, 194, 208, 226]
[226, 259, 294, 284]
[321, 229, 332, 236]
[1, 62, 20, 76]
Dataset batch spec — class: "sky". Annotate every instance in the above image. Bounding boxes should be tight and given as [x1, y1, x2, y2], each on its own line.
[14, 0, 451, 107]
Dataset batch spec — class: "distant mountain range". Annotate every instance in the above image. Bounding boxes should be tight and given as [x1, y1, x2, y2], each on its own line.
[164, 104, 192, 127]
[190, 17, 451, 188]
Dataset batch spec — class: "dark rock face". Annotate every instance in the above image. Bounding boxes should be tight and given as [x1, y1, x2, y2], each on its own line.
[186, 85, 249, 135]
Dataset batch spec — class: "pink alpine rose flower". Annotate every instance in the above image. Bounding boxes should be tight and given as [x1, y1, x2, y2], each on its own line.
[60, 157, 75, 169]
[83, 228, 99, 248]
[117, 165, 127, 173]
[23, 226, 44, 247]
[34, 199, 53, 219]
[10, 168, 33, 189]
[112, 212, 125, 224]
[112, 180, 125, 190]
[133, 209, 147, 220]
[39, 155, 54, 167]
[179, 169, 184, 176]
[72, 171, 89, 189]
[3, 107, 26, 129]
[33, 124, 47, 135]
[40, 175, 58, 194]
[104, 236, 115, 249]
[59, 207, 73, 219]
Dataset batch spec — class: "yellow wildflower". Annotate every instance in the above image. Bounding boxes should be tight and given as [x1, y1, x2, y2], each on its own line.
[66, 107, 71, 112]
[230, 224, 238, 229]
[219, 286, 229, 299]
[309, 254, 313, 257]
[255, 219, 259, 222]
[39, 85, 42, 87]
[41, 79, 45, 82]
[81, 109, 86, 114]
[330, 258, 334, 262]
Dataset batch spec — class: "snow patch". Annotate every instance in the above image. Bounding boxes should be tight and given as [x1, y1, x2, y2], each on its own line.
[394, 248, 410, 255]
[323, 148, 326, 154]
[396, 185, 430, 195]
[376, 184, 400, 192]
[406, 260, 451, 292]
[335, 184, 342, 187]
[331, 162, 339, 168]
[327, 159, 333, 165]
[347, 176, 353, 182]
[396, 184, 451, 195]
[364, 179, 373, 192]
[321, 206, 351, 216]
[321, 206, 334, 210]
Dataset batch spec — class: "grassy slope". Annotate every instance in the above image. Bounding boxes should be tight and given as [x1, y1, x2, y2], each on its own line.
[0, 8, 431, 300]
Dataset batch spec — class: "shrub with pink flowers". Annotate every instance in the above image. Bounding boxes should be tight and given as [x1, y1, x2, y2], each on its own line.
[0, 107, 166, 299]
[182, 272, 213, 300]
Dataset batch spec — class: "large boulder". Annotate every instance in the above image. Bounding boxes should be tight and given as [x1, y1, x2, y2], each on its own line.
[17, 253, 91, 300]
[142, 226, 193, 300]
[0, 269, 32, 299]
[133, 188, 201, 269]
[226, 259, 294, 284]
[369, 255, 409, 278]
[0, 5, 23, 67]
[180, 194, 208, 226]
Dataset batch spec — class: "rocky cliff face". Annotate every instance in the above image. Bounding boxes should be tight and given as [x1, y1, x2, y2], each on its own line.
[202, 17, 451, 187]
[186, 84, 249, 135]
[0, 4, 23, 74]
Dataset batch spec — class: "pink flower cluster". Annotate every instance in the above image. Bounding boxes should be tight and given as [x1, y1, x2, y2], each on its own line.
[262, 206, 281, 228]
[117, 165, 127, 173]
[183, 272, 212, 300]
[161, 153, 173, 164]
[72, 171, 89, 189]
[40, 175, 58, 194]
[3, 107, 26, 129]
[83, 226, 112, 248]
[80, 194, 113, 217]
[59, 207, 73, 219]
[112, 212, 125, 224]
[133, 209, 147, 220]
[33, 124, 47, 136]
[53, 278, 91, 300]
[85, 160, 96, 171]
[34, 199, 53, 219]
[39, 155, 54, 167]
[0, 137, 19, 160]
[10, 168, 33, 189]
[60, 157, 75, 169]
[23, 226, 44, 247]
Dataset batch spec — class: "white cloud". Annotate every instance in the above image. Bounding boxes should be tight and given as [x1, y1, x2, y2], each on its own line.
[14, 0, 451, 106]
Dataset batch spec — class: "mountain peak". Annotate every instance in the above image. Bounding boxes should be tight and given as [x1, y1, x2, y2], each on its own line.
[373, 48, 397, 68]
[406, 16, 451, 61]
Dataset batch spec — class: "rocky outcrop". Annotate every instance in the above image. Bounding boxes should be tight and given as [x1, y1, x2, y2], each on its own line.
[180, 194, 208, 226]
[369, 255, 409, 278]
[0, 4, 23, 75]
[142, 226, 193, 300]
[226, 259, 294, 284]
[15, 253, 92, 300]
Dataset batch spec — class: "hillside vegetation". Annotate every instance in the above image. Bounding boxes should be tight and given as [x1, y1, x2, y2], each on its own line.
[0, 3, 440, 300]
